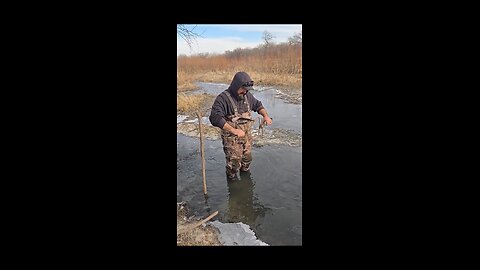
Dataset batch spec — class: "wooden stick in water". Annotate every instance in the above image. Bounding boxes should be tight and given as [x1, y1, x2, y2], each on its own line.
[177, 211, 219, 235]
[258, 117, 264, 136]
[195, 111, 207, 195]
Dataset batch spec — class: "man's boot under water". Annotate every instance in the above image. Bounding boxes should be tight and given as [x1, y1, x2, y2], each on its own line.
[226, 169, 239, 181]
[239, 169, 252, 180]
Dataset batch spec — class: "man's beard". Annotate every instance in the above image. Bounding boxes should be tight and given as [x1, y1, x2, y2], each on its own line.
[238, 94, 245, 101]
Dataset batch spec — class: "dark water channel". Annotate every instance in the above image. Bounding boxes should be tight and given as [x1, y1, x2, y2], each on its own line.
[177, 82, 302, 245]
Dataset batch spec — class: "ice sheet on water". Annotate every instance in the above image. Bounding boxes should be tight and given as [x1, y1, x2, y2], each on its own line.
[209, 221, 269, 246]
[177, 114, 210, 124]
[177, 115, 188, 123]
[183, 116, 210, 125]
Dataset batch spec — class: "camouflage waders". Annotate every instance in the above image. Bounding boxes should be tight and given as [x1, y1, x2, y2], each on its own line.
[221, 90, 254, 179]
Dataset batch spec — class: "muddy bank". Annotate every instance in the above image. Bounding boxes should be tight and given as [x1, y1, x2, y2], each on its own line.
[192, 82, 302, 105]
[177, 202, 222, 246]
[273, 87, 302, 105]
[177, 82, 302, 147]
[177, 201, 269, 246]
[176, 120, 302, 147]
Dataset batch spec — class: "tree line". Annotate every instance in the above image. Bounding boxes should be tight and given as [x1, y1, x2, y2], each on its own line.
[178, 30, 302, 75]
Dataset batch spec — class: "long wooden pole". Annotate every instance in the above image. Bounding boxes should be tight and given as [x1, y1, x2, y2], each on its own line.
[196, 112, 207, 195]
[177, 211, 218, 235]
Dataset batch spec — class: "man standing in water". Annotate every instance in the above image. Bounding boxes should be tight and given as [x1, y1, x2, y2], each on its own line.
[209, 71, 273, 180]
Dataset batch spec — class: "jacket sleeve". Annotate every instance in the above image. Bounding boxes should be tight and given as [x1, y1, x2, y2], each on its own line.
[249, 93, 264, 113]
[209, 95, 227, 129]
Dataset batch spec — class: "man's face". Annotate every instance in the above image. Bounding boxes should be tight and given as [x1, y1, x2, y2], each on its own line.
[238, 81, 253, 98]
[238, 87, 248, 96]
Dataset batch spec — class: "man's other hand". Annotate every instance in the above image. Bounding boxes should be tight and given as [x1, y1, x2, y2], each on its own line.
[263, 116, 273, 126]
[232, 128, 246, 137]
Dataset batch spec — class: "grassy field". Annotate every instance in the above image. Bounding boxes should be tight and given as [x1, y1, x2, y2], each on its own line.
[177, 93, 216, 116]
[177, 43, 302, 91]
[177, 71, 198, 92]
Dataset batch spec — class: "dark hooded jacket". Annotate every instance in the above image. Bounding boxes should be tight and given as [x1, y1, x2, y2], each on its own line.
[209, 72, 264, 129]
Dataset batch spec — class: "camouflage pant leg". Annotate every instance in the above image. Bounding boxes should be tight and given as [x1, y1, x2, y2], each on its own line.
[222, 135, 243, 177]
[240, 134, 252, 171]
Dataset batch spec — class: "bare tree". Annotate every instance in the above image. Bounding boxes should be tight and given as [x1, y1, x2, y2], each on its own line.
[288, 31, 302, 46]
[262, 30, 275, 47]
[177, 24, 202, 49]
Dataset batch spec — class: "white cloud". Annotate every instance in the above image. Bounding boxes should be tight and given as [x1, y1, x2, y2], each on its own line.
[222, 24, 302, 33]
[177, 37, 262, 56]
[177, 24, 302, 56]
[215, 24, 302, 42]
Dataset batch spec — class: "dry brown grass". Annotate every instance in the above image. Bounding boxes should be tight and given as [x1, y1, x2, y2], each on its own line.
[177, 93, 216, 115]
[178, 70, 301, 91]
[193, 70, 232, 84]
[177, 43, 302, 91]
[177, 71, 198, 92]
[233, 70, 301, 88]
[177, 203, 222, 246]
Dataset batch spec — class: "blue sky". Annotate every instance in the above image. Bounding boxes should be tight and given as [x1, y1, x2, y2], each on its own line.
[177, 24, 302, 56]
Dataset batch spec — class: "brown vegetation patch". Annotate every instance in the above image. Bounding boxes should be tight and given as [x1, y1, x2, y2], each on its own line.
[177, 93, 216, 115]
[177, 42, 302, 91]
[177, 202, 222, 246]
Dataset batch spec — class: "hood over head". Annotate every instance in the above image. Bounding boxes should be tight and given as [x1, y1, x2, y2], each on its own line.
[227, 72, 254, 99]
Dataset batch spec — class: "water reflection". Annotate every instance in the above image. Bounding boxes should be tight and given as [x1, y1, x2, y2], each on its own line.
[226, 171, 267, 229]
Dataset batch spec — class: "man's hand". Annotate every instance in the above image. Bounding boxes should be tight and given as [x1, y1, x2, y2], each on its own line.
[232, 128, 246, 137]
[263, 116, 273, 126]
[258, 108, 272, 126]
[223, 122, 245, 137]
